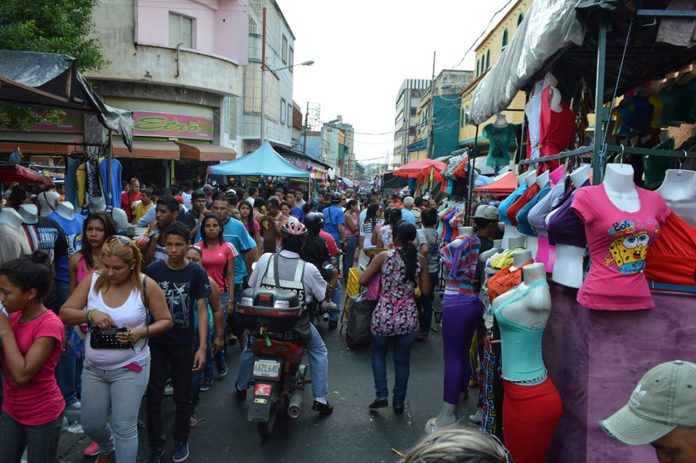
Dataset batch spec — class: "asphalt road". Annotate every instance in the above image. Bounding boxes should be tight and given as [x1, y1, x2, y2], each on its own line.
[59, 300, 479, 463]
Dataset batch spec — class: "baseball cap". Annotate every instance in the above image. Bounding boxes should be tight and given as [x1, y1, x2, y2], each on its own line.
[474, 205, 498, 220]
[403, 196, 414, 207]
[202, 184, 213, 191]
[601, 360, 696, 445]
[225, 188, 237, 196]
[191, 189, 206, 200]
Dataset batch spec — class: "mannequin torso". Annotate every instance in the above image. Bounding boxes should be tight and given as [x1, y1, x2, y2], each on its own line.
[18, 204, 39, 225]
[602, 163, 640, 213]
[85, 196, 130, 231]
[494, 114, 508, 128]
[0, 208, 25, 228]
[56, 202, 75, 220]
[0, 208, 32, 261]
[493, 263, 550, 328]
[656, 169, 696, 227]
[451, 226, 474, 247]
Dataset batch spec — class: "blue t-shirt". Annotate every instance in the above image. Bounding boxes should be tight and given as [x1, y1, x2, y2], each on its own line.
[195, 217, 256, 284]
[47, 212, 85, 255]
[323, 204, 345, 243]
[145, 260, 212, 346]
[291, 206, 304, 223]
[401, 208, 416, 224]
[99, 158, 122, 209]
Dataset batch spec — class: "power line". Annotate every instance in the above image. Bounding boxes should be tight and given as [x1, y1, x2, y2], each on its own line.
[450, 0, 514, 69]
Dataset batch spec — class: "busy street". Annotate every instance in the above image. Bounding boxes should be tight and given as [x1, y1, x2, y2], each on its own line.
[2, 1, 696, 463]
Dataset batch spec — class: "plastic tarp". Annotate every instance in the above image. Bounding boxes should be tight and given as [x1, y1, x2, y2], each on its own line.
[0, 51, 133, 150]
[474, 172, 517, 192]
[209, 140, 310, 178]
[468, 0, 585, 126]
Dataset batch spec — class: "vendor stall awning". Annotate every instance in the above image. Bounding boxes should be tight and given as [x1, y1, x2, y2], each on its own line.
[0, 132, 84, 156]
[474, 172, 517, 193]
[176, 142, 236, 162]
[468, 0, 585, 125]
[112, 140, 179, 160]
[210, 140, 309, 178]
[0, 164, 53, 186]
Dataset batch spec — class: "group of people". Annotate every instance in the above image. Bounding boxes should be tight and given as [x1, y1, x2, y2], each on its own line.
[0, 177, 693, 463]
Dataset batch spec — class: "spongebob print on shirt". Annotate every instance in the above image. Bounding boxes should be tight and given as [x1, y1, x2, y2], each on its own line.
[605, 220, 651, 274]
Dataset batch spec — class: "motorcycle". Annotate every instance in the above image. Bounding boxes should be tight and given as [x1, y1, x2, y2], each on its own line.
[310, 261, 339, 325]
[236, 287, 310, 439]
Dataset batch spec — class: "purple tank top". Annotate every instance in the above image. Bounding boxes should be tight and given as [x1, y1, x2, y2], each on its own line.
[547, 180, 590, 248]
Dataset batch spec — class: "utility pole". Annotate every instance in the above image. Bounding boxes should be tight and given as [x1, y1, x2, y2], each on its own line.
[303, 100, 309, 154]
[426, 51, 436, 159]
[259, 7, 267, 145]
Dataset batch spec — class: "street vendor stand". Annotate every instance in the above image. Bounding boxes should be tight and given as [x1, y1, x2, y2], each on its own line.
[466, 1, 696, 461]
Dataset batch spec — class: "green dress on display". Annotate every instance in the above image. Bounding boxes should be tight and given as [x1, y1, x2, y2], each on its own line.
[483, 123, 518, 168]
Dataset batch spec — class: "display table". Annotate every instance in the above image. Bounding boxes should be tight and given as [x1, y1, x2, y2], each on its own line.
[543, 282, 696, 463]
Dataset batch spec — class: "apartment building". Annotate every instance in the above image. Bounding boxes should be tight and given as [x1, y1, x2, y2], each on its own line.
[394, 79, 431, 166]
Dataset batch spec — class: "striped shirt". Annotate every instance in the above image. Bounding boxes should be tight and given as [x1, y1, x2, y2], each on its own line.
[440, 236, 480, 295]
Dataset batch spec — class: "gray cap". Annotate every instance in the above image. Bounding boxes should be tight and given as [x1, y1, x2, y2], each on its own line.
[403, 196, 414, 207]
[474, 205, 498, 220]
[601, 360, 696, 445]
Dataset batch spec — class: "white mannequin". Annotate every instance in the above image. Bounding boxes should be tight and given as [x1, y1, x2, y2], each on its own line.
[479, 239, 503, 265]
[502, 171, 535, 247]
[19, 204, 39, 225]
[549, 86, 563, 113]
[492, 263, 551, 328]
[451, 226, 474, 248]
[603, 163, 640, 212]
[511, 249, 533, 268]
[520, 171, 550, 259]
[507, 235, 526, 250]
[85, 196, 130, 231]
[0, 207, 25, 228]
[525, 171, 537, 188]
[493, 113, 508, 128]
[547, 164, 592, 288]
[656, 169, 696, 227]
[36, 191, 60, 217]
[56, 201, 75, 221]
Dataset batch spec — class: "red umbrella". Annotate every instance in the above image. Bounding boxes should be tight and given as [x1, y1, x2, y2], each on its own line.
[0, 164, 54, 186]
[393, 159, 447, 178]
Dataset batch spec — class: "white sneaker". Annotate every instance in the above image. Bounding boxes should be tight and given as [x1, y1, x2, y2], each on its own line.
[321, 301, 338, 310]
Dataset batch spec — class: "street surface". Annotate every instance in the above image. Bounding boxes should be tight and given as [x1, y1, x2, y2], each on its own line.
[59, 299, 479, 463]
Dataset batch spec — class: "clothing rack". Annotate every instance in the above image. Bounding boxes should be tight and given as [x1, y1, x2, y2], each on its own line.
[518, 146, 593, 167]
[603, 145, 696, 160]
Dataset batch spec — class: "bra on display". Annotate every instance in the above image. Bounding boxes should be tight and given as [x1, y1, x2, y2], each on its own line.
[547, 180, 590, 248]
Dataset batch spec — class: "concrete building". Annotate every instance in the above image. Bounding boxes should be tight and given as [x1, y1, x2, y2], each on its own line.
[408, 70, 474, 161]
[241, 0, 297, 155]
[84, 0, 248, 185]
[320, 116, 355, 178]
[394, 79, 431, 166]
[459, 0, 532, 156]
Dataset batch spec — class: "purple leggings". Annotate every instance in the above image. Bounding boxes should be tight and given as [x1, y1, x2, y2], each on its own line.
[441, 293, 483, 405]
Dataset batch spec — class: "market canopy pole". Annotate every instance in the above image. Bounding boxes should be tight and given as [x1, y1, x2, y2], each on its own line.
[464, 124, 479, 224]
[592, 18, 609, 185]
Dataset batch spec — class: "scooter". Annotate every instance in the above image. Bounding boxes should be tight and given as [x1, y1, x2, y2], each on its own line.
[236, 288, 310, 439]
[311, 262, 338, 325]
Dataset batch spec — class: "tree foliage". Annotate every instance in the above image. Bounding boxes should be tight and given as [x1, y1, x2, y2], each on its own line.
[0, 0, 106, 130]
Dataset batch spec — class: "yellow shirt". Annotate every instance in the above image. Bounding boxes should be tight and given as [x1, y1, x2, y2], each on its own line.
[132, 202, 154, 224]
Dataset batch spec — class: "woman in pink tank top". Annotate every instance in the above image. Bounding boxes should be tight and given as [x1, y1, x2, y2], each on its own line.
[69, 212, 117, 293]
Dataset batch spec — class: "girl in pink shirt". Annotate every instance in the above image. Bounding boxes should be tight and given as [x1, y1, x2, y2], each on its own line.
[0, 251, 66, 462]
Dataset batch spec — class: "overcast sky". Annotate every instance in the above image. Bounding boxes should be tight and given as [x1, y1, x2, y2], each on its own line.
[276, 0, 512, 166]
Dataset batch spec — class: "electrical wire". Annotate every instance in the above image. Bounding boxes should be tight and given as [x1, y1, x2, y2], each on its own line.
[450, 0, 514, 69]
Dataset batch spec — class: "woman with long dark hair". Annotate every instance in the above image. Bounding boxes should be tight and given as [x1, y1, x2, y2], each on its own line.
[342, 199, 360, 277]
[359, 221, 431, 414]
[375, 207, 402, 250]
[238, 201, 262, 259]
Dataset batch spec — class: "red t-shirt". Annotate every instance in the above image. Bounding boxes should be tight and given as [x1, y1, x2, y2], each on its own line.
[2, 310, 65, 425]
[121, 191, 142, 222]
[195, 241, 239, 293]
[319, 230, 341, 256]
[243, 220, 261, 235]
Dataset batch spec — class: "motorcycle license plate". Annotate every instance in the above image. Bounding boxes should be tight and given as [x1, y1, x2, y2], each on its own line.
[253, 359, 281, 378]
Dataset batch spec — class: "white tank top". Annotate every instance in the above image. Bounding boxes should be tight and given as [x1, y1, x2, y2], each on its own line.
[85, 273, 149, 370]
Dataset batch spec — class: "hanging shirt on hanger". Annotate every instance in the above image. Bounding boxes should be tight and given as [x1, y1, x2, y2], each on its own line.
[571, 185, 671, 310]
[498, 183, 528, 226]
[516, 182, 551, 236]
[99, 158, 123, 209]
[526, 90, 543, 160]
[483, 123, 518, 169]
[547, 180, 590, 248]
[506, 183, 540, 227]
[538, 86, 575, 170]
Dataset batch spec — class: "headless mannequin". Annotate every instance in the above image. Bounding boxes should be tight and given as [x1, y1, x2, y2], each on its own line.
[85, 196, 129, 231]
[524, 171, 550, 260]
[602, 163, 640, 212]
[426, 225, 482, 433]
[37, 191, 60, 217]
[502, 172, 534, 248]
[549, 164, 591, 288]
[656, 169, 696, 227]
[0, 208, 25, 228]
[507, 235, 525, 250]
[493, 263, 551, 326]
[56, 201, 76, 221]
[479, 239, 503, 266]
[0, 207, 31, 261]
[19, 204, 39, 225]
[510, 249, 532, 270]
[493, 113, 508, 128]
[548, 86, 563, 113]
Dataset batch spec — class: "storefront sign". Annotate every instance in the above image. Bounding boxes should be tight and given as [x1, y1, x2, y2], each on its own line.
[0, 110, 83, 133]
[133, 111, 213, 140]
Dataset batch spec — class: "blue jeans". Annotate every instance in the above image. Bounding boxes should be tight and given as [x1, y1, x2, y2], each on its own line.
[371, 333, 418, 406]
[236, 323, 329, 400]
[418, 272, 440, 336]
[343, 236, 358, 278]
[53, 280, 79, 406]
[191, 329, 214, 414]
[0, 412, 63, 463]
[215, 292, 231, 372]
[330, 279, 341, 321]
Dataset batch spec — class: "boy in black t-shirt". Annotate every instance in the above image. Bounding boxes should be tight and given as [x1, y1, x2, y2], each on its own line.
[144, 221, 211, 463]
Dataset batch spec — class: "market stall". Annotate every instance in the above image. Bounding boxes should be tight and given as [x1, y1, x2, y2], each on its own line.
[464, 2, 696, 462]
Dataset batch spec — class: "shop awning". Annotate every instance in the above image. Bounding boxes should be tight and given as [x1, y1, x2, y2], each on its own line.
[468, 0, 585, 125]
[112, 140, 179, 160]
[175, 142, 236, 162]
[0, 132, 84, 156]
[0, 164, 54, 186]
[474, 172, 518, 193]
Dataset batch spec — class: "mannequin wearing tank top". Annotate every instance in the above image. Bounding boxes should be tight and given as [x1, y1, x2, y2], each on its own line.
[656, 169, 696, 227]
[492, 263, 562, 463]
[519, 171, 549, 260]
[501, 171, 534, 248]
[548, 164, 591, 288]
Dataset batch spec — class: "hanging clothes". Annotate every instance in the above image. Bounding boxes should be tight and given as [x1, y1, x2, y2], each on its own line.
[99, 158, 123, 208]
[483, 123, 518, 169]
[645, 211, 696, 288]
[526, 88, 543, 160]
[538, 86, 575, 170]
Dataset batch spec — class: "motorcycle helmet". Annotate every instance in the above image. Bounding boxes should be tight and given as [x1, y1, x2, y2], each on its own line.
[330, 192, 342, 203]
[304, 212, 325, 235]
[280, 221, 308, 253]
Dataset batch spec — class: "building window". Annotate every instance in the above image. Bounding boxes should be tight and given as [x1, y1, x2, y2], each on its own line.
[518, 13, 524, 26]
[280, 97, 286, 124]
[486, 49, 491, 69]
[476, 59, 480, 77]
[410, 107, 417, 116]
[281, 35, 288, 64]
[460, 108, 465, 127]
[287, 103, 292, 127]
[502, 29, 509, 51]
[288, 47, 294, 72]
[169, 13, 194, 48]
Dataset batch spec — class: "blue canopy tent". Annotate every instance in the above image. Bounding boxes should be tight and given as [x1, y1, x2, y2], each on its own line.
[209, 140, 309, 178]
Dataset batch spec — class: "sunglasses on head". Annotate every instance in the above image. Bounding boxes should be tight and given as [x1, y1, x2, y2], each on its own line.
[109, 235, 133, 246]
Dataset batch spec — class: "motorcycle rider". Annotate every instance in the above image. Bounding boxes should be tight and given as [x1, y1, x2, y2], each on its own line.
[301, 213, 340, 322]
[234, 221, 334, 415]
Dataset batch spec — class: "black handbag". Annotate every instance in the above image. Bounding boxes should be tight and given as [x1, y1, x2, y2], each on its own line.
[89, 276, 150, 350]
